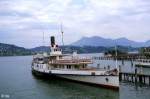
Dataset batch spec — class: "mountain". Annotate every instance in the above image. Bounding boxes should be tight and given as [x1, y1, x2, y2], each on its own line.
[115, 37, 144, 47]
[71, 36, 114, 47]
[30, 46, 50, 53]
[145, 40, 150, 46]
[72, 36, 150, 47]
[0, 43, 32, 56]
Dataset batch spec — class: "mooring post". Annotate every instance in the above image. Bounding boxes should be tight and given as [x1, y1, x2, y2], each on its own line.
[131, 60, 133, 67]
[124, 73, 126, 80]
[119, 65, 121, 72]
[119, 72, 122, 81]
[131, 75, 133, 82]
[149, 76, 150, 85]
[122, 60, 124, 65]
[143, 76, 145, 84]
[127, 74, 129, 81]
[135, 68, 137, 83]
[139, 75, 142, 83]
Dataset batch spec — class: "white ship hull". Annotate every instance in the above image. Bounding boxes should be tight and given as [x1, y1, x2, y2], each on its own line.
[32, 66, 119, 90]
[56, 75, 119, 89]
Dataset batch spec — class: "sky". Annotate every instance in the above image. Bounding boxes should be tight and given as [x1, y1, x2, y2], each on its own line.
[0, 0, 150, 48]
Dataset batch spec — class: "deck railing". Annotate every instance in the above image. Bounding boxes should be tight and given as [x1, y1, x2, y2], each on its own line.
[49, 59, 92, 64]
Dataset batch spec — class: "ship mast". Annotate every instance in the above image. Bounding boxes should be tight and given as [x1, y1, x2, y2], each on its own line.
[61, 22, 64, 46]
[115, 44, 118, 69]
[42, 32, 45, 53]
[43, 32, 45, 46]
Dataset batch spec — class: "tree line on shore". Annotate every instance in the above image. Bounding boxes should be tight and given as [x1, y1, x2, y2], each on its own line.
[0, 43, 141, 56]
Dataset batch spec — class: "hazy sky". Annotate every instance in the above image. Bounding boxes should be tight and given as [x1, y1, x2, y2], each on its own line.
[0, 0, 150, 48]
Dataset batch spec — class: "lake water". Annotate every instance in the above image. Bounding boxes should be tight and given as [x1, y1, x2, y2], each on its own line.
[0, 55, 149, 99]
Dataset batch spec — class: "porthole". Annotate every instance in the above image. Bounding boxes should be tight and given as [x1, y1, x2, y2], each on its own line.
[105, 78, 109, 82]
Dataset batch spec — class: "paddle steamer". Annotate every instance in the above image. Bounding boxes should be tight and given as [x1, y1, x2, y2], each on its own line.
[32, 36, 119, 90]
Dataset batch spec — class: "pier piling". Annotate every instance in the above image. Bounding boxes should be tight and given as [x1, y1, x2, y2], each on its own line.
[119, 72, 150, 85]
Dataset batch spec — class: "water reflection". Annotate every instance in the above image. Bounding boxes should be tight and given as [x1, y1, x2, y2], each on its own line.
[32, 75, 119, 99]
[120, 82, 150, 99]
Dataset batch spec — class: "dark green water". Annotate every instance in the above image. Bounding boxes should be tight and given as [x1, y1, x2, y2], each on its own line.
[120, 81, 150, 99]
[0, 56, 118, 99]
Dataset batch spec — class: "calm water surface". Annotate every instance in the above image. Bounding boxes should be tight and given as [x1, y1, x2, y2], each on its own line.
[0, 55, 150, 99]
[120, 81, 150, 99]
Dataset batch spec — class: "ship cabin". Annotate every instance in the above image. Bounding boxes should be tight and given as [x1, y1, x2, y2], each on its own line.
[48, 55, 92, 70]
[33, 53, 92, 71]
[33, 53, 49, 64]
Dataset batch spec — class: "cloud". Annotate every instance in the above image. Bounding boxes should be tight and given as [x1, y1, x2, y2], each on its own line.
[0, 0, 150, 48]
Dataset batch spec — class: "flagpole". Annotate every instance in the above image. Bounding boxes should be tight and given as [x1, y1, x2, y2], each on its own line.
[115, 44, 118, 70]
[61, 22, 64, 46]
[42, 32, 45, 53]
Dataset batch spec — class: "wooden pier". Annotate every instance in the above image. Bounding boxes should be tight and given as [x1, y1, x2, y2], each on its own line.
[92, 55, 150, 85]
[119, 71, 150, 85]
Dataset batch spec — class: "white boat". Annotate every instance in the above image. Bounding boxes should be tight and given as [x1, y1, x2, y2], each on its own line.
[31, 36, 119, 90]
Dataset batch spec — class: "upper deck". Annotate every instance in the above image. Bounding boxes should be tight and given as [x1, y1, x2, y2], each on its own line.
[49, 58, 92, 65]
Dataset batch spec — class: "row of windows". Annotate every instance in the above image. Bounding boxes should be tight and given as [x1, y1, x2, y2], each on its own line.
[53, 65, 86, 69]
[35, 64, 87, 70]
[36, 64, 43, 69]
[54, 49, 61, 51]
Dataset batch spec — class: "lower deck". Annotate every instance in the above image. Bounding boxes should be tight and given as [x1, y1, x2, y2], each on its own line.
[32, 63, 118, 76]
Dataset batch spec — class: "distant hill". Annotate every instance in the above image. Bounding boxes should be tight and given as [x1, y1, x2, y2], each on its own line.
[30, 46, 108, 54]
[71, 36, 150, 47]
[0, 43, 32, 56]
[0, 42, 139, 56]
[31, 45, 138, 54]
[61, 46, 108, 54]
[30, 46, 50, 53]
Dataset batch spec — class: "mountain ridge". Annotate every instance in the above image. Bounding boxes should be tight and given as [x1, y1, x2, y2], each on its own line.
[71, 36, 150, 47]
[0, 43, 32, 56]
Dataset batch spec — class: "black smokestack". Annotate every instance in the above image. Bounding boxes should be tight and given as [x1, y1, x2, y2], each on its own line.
[51, 36, 55, 46]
